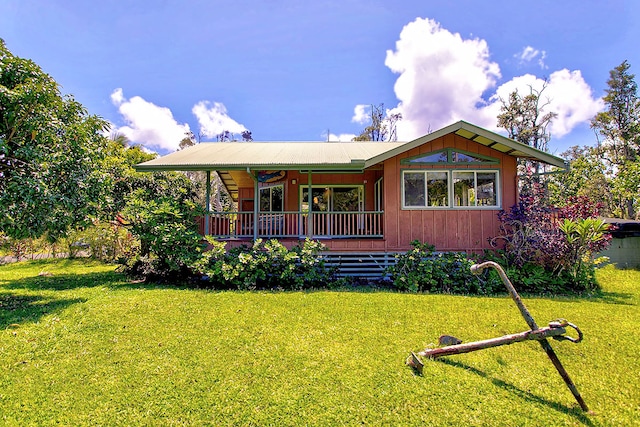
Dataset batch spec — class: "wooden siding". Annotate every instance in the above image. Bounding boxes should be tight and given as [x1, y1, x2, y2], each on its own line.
[382, 132, 517, 252]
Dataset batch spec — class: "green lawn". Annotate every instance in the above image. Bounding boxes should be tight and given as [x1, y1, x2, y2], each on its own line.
[1, 260, 638, 426]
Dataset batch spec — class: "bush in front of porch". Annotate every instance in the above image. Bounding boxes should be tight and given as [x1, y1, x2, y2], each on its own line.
[192, 237, 335, 290]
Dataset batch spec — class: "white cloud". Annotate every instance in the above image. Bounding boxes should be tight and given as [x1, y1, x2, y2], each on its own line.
[192, 101, 247, 138]
[382, 17, 603, 143]
[110, 88, 190, 152]
[516, 46, 547, 69]
[324, 132, 357, 142]
[352, 104, 370, 124]
[384, 17, 501, 140]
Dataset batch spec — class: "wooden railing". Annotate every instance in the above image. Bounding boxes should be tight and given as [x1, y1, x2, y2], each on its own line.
[197, 211, 384, 239]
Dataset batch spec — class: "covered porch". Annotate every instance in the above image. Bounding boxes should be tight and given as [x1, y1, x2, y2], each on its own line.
[134, 141, 400, 242]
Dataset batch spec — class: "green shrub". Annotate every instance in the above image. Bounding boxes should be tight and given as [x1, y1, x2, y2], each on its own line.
[193, 238, 335, 290]
[118, 193, 205, 282]
[386, 240, 499, 294]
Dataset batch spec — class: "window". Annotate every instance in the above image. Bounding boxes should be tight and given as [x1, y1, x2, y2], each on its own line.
[301, 186, 363, 212]
[259, 185, 283, 212]
[402, 170, 498, 209]
[404, 171, 449, 207]
[401, 148, 499, 165]
[374, 178, 383, 211]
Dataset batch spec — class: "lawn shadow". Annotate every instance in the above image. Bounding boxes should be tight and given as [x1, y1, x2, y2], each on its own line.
[587, 291, 635, 305]
[3, 270, 129, 291]
[0, 293, 86, 328]
[437, 358, 595, 426]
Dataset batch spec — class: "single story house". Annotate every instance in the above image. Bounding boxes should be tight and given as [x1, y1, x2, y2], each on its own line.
[136, 121, 566, 273]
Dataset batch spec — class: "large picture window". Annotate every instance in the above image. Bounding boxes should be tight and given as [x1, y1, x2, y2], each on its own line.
[402, 170, 498, 209]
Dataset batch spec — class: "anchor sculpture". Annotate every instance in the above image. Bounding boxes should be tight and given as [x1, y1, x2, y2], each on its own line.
[407, 261, 589, 412]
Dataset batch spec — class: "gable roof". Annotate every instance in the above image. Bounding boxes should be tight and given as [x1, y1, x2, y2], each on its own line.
[364, 121, 567, 169]
[135, 120, 567, 172]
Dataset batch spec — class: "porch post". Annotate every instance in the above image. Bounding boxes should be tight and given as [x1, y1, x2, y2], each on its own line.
[252, 170, 259, 241]
[205, 170, 211, 236]
[307, 170, 312, 238]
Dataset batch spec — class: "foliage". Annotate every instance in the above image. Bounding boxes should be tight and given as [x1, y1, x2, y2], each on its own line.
[71, 221, 138, 263]
[0, 39, 111, 241]
[559, 218, 611, 283]
[497, 81, 557, 153]
[492, 182, 611, 293]
[590, 60, 640, 219]
[548, 146, 612, 213]
[386, 240, 499, 294]
[117, 174, 205, 281]
[193, 238, 334, 290]
[352, 103, 402, 142]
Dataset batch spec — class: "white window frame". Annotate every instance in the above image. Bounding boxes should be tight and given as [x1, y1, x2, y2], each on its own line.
[401, 169, 500, 210]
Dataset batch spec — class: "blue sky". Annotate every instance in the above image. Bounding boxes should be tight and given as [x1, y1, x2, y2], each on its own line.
[2, 0, 639, 155]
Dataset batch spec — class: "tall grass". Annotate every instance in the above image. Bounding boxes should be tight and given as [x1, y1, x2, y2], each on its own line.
[1, 260, 638, 426]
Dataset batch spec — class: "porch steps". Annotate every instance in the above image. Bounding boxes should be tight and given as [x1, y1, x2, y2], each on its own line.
[322, 252, 400, 278]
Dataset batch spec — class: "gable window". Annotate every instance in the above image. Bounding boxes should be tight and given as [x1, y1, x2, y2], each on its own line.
[402, 170, 499, 209]
[401, 148, 499, 165]
[259, 185, 283, 212]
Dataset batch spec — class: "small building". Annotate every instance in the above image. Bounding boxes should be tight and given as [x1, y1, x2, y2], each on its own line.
[136, 121, 565, 268]
[599, 219, 640, 269]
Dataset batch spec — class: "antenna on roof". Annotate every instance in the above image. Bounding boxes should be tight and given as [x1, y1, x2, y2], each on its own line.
[326, 128, 330, 142]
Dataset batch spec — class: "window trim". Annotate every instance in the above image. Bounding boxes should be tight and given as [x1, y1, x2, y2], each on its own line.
[401, 169, 500, 210]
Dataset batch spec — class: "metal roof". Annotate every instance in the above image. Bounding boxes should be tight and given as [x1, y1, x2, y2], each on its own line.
[136, 141, 406, 171]
[135, 121, 567, 172]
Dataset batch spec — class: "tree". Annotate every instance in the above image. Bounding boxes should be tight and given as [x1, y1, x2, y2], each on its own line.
[591, 60, 640, 218]
[548, 146, 612, 213]
[110, 132, 130, 148]
[0, 39, 111, 241]
[352, 104, 402, 142]
[177, 131, 232, 212]
[497, 82, 558, 154]
[216, 129, 253, 142]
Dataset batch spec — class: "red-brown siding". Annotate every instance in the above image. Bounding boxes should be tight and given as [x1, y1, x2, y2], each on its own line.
[382, 133, 516, 252]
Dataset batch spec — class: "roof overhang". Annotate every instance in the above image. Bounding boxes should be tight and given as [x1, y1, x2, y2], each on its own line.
[364, 121, 568, 169]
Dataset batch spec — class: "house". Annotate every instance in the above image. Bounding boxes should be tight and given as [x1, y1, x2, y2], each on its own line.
[136, 121, 566, 273]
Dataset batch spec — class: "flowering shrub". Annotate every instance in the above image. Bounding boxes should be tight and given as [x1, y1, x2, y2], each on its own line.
[193, 238, 335, 290]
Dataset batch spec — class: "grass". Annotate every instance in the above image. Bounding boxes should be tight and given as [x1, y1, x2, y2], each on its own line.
[1, 260, 639, 426]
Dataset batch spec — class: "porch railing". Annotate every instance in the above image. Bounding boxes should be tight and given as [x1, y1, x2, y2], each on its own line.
[197, 211, 384, 239]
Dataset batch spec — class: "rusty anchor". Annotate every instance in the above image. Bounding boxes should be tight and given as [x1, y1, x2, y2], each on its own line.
[407, 261, 589, 412]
